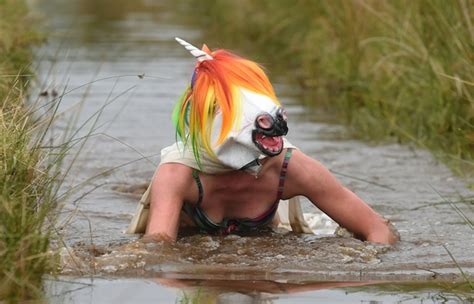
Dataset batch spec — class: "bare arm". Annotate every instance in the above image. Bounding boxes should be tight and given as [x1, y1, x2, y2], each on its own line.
[286, 150, 399, 244]
[144, 163, 193, 242]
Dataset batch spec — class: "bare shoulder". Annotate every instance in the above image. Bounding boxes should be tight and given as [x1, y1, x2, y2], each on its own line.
[153, 163, 195, 201]
[284, 149, 341, 199]
[157, 162, 194, 178]
[286, 149, 328, 184]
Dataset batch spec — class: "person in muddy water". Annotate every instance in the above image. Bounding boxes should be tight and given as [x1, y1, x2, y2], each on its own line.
[131, 38, 399, 245]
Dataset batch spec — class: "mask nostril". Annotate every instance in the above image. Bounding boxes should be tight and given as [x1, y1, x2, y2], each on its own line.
[256, 114, 274, 130]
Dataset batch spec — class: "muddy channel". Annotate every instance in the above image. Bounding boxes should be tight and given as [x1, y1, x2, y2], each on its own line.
[30, 0, 473, 302]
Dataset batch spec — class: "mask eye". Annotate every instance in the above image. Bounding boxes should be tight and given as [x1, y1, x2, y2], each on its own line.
[277, 108, 288, 121]
[256, 114, 274, 130]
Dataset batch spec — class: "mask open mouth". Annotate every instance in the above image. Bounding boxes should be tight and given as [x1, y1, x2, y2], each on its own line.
[253, 133, 284, 156]
[252, 108, 288, 156]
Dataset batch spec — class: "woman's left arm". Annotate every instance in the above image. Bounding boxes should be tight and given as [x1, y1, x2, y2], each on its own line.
[285, 150, 399, 244]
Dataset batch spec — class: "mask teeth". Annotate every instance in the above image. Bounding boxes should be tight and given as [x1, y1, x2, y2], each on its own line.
[175, 37, 213, 62]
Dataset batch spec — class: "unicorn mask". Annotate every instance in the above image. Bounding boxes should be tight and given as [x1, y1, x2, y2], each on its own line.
[173, 38, 289, 171]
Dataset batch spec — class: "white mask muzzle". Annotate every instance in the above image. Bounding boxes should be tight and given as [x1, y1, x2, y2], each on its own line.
[211, 88, 289, 170]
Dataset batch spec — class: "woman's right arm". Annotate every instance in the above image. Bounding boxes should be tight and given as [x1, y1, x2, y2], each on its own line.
[144, 163, 193, 242]
[285, 150, 399, 245]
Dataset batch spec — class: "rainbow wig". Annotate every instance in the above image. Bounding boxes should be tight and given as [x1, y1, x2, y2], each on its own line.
[172, 46, 280, 165]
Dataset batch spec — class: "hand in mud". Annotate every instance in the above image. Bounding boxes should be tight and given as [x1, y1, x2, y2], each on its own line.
[336, 219, 400, 245]
[386, 219, 401, 243]
[141, 233, 174, 243]
[367, 219, 400, 245]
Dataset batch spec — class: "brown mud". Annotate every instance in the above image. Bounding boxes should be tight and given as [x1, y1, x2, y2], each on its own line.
[59, 230, 472, 283]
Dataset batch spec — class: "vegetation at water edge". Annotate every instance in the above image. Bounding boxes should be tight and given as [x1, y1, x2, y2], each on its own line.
[0, 0, 56, 301]
[188, 0, 474, 173]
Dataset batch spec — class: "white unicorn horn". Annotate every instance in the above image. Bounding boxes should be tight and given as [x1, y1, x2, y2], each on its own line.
[175, 37, 213, 62]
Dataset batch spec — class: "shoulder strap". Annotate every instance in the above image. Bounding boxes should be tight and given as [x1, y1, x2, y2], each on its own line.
[192, 169, 204, 206]
[276, 148, 293, 201]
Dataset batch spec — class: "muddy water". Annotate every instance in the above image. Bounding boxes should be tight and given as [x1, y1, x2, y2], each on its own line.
[31, 0, 473, 302]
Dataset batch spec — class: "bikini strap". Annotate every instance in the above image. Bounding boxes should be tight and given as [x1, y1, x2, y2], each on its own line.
[276, 148, 293, 201]
[192, 169, 204, 206]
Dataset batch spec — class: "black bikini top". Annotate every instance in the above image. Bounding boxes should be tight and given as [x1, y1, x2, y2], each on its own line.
[182, 148, 293, 234]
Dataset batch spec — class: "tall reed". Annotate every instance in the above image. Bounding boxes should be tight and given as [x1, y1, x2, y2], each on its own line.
[0, 0, 57, 301]
[187, 0, 474, 173]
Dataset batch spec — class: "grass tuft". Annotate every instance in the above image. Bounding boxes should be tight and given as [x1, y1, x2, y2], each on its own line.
[0, 0, 56, 301]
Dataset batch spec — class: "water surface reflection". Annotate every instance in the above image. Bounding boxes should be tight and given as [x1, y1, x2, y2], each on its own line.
[46, 277, 472, 304]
